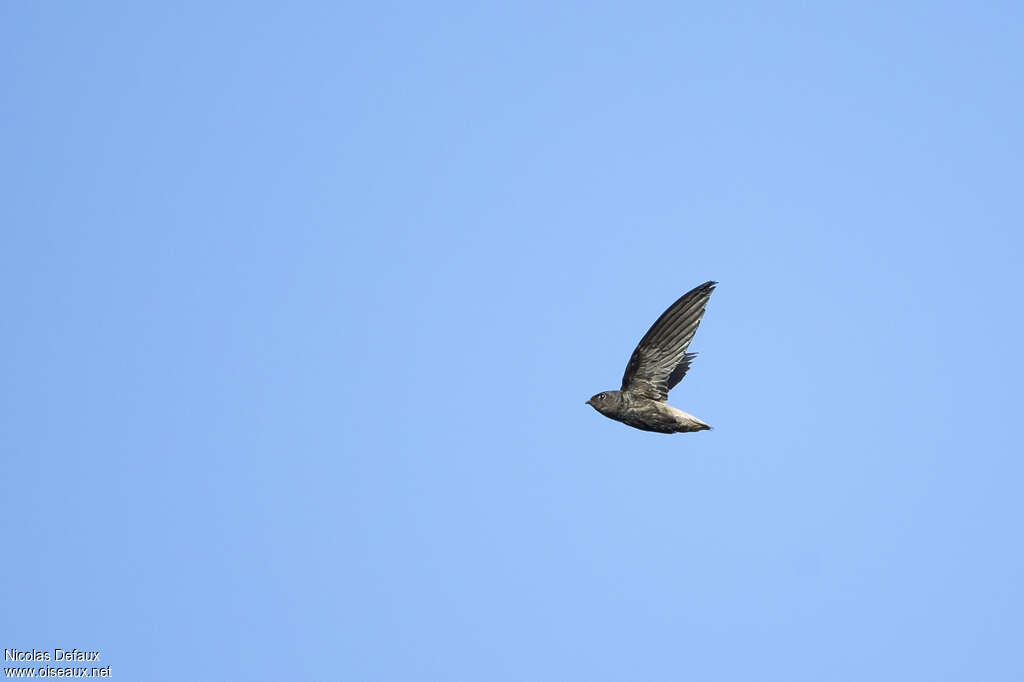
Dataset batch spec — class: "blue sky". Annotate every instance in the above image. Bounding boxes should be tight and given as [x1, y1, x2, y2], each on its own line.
[3, 2, 1023, 680]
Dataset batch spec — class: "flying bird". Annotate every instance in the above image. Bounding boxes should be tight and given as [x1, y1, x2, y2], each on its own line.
[586, 281, 717, 434]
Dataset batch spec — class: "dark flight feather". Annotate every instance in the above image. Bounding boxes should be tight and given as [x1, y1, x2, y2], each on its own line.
[620, 281, 716, 401]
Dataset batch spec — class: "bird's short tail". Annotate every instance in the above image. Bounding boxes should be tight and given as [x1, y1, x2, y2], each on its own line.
[666, 406, 711, 433]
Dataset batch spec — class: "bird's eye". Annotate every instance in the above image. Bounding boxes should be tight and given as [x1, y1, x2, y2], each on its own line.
[599, 393, 606, 400]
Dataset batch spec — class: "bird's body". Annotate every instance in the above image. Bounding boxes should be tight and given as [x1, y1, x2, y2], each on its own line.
[586, 281, 717, 434]
[588, 390, 711, 434]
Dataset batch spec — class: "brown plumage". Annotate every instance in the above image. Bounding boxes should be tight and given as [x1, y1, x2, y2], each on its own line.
[586, 281, 716, 434]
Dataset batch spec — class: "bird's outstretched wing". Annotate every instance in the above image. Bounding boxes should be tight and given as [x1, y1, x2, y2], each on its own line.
[620, 281, 716, 401]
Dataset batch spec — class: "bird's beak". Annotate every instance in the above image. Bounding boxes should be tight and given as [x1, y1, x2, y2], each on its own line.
[585, 399, 592, 406]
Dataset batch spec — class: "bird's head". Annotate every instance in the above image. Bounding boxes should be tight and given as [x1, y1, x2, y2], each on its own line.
[585, 391, 620, 414]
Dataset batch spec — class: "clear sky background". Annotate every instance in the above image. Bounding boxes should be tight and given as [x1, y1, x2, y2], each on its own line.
[3, 3, 1023, 680]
